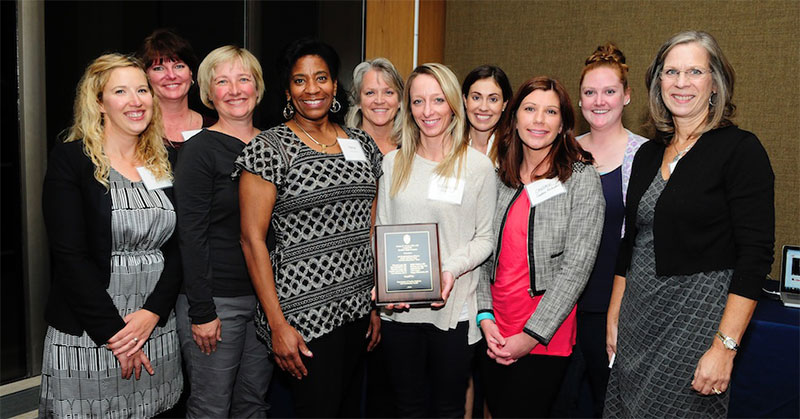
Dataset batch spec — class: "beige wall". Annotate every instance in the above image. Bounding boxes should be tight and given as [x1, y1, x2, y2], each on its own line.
[445, 0, 799, 279]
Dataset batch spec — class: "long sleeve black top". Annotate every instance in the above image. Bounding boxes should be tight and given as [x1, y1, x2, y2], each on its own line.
[174, 129, 254, 324]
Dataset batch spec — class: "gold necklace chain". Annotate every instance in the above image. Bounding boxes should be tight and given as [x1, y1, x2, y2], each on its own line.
[295, 122, 338, 153]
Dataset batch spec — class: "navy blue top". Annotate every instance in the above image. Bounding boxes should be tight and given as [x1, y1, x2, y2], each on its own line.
[578, 165, 624, 312]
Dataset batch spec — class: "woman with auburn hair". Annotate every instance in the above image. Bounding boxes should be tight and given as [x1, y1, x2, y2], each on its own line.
[174, 45, 272, 418]
[39, 53, 182, 418]
[345, 57, 404, 154]
[559, 42, 648, 417]
[605, 31, 774, 418]
[477, 76, 604, 418]
[137, 28, 215, 148]
[377, 63, 497, 417]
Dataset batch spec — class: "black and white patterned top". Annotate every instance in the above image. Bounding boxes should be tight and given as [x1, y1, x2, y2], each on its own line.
[233, 124, 382, 349]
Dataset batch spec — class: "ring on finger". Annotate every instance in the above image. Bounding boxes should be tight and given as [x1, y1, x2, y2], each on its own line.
[712, 387, 722, 395]
[132, 337, 139, 343]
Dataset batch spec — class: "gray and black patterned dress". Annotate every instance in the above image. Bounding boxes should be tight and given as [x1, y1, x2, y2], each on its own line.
[604, 173, 732, 418]
[39, 169, 182, 418]
[232, 124, 380, 349]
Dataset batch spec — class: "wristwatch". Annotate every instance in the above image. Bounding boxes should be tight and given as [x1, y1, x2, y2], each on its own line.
[716, 330, 739, 351]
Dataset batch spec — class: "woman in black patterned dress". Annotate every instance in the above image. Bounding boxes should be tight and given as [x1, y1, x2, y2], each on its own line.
[234, 38, 381, 418]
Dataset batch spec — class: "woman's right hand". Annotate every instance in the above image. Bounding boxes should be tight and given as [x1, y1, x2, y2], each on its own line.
[481, 319, 510, 359]
[271, 321, 313, 380]
[192, 317, 222, 355]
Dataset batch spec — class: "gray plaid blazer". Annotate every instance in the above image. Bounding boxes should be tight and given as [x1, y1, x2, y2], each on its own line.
[477, 162, 604, 344]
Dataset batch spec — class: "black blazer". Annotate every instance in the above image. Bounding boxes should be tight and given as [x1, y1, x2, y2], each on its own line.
[616, 126, 774, 300]
[42, 140, 181, 346]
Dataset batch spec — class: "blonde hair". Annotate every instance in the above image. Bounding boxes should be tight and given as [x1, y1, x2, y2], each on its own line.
[198, 45, 265, 110]
[390, 63, 468, 196]
[345, 57, 404, 131]
[65, 53, 169, 188]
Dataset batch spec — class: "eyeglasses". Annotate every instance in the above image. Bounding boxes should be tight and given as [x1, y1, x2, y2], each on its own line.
[660, 67, 713, 80]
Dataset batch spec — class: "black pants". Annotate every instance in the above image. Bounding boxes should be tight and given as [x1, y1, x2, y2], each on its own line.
[576, 312, 611, 418]
[481, 340, 570, 418]
[288, 316, 369, 418]
[381, 320, 475, 418]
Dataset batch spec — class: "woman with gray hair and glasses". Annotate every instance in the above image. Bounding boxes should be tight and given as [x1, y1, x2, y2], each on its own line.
[604, 31, 774, 418]
[345, 57, 404, 154]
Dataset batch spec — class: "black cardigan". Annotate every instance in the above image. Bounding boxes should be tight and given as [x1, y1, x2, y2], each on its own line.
[615, 126, 774, 300]
[42, 140, 181, 346]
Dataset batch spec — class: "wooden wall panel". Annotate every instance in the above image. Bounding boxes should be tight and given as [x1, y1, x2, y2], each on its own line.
[418, 0, 446, 65]
[365, 0, 415, 77]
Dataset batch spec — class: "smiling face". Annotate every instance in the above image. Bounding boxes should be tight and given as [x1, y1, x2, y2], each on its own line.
[99, 66, 153, 141]
[287, 54, 337, 122]
[146, 58, 192, 102]
[464, 77, 506, 133]
[409, 74, 453, 143]
[660, 42, 714, 125]
[360, 68, 399, 130]
[580, 66, 629, 132]
[516, 89, 562, 153]
[211, 58, 258, 123]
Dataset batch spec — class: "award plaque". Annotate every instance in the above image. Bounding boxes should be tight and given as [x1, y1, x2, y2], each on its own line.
[374, 223, 442, 305]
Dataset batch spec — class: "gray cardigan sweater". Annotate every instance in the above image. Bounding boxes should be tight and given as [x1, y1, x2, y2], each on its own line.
[477, 162, 604, 344]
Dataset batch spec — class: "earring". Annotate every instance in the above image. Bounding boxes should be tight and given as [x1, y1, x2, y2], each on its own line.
[624, 98, 630, 106]
[283, 100, 295, 120]
[709, 92, 716, 106]
[191, 79, 196, 86]
[578, 100, 582, 108]
[330, 97, 342, 113]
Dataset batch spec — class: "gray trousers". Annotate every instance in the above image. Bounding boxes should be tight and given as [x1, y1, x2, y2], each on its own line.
[176, 294, 273, 418]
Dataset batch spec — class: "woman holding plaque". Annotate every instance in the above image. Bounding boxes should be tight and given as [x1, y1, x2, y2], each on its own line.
[376, 63, 497, 418]
[235, 38, 381, 417]
[476, 76, 604, 418]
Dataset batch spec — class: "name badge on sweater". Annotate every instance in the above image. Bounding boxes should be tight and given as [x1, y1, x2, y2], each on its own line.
[337, 138, 368, 162]
[428, 175, 465, 205]
[525, 178, 566, 207]
[136, 167, 172, 190]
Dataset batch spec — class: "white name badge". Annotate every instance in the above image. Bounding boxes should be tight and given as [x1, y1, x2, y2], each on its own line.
[181, 129, 202, 142]
[428, 175, 465, 205]
[337, 138, 368, 162]
[524, 178, 566, 207]
[136, 166, 173, 190]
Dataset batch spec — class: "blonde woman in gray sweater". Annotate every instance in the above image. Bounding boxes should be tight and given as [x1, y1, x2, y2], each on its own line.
[376, 63, 497, 418]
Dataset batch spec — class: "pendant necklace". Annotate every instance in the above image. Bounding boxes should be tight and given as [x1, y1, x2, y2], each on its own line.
[668, 139, 698, 174]
[295, 122, 338, 153]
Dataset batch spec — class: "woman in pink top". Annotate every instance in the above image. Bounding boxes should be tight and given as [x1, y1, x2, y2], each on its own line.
[476, 76, 605, 418]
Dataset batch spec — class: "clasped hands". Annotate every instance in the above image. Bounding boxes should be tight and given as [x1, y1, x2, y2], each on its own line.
[480, 319, 538, 365]
[106, 309, 159, 379]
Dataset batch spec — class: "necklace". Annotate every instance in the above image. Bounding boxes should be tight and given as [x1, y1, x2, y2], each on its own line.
[295, 122, 338, 153]
[668, 138, 698, 174]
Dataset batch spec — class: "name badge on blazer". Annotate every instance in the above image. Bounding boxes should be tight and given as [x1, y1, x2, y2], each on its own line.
[525, 178, 566, 207]
[337, 138, 368, 162]
[136, 166, 173, 190]
[428, 174, 465, 205]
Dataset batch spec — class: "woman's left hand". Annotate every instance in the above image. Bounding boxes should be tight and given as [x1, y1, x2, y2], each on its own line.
[366, 309, 382, 351]
[431, 271, 455, 308]
[692, 345, 735, 395]
[493, 332, 538, 365]
[107, 309, 160, 356]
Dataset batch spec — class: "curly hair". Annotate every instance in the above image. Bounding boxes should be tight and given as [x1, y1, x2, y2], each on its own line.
[65, 53, 169, 188]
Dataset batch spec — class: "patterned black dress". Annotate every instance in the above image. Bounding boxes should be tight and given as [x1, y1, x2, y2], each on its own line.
[604, 173, 732, 418]
[232, 124, 381, 349]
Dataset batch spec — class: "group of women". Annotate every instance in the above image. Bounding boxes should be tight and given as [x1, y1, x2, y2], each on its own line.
[39, 27, 774, 419]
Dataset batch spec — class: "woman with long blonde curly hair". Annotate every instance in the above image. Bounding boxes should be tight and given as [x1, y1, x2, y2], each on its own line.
[39, 53, 182, 418]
